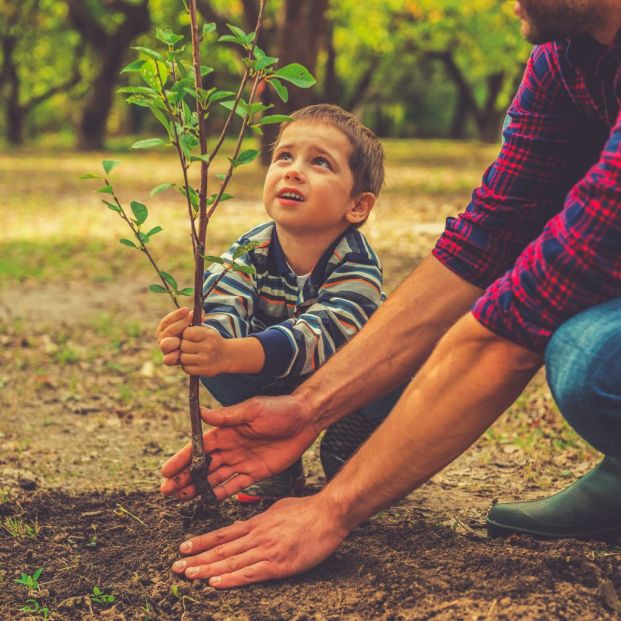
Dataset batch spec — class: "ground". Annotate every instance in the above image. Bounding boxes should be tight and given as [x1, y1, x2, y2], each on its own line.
[1, 142, 620, 620]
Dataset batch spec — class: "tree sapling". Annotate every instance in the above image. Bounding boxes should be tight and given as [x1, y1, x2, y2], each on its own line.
[80, 0, 315, 510]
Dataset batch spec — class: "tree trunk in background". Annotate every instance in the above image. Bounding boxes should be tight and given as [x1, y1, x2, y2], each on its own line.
[1, 34, 24, 145]
[66, 0, 150, 150]
[259, 0, 329, 163]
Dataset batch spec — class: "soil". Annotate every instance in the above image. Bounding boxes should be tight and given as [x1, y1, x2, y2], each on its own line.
[2, 156, 621, 618]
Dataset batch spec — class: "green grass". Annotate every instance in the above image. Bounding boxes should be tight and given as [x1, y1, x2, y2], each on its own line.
[0, 140, 496, 288]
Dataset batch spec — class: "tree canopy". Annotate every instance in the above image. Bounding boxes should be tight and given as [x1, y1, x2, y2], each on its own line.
[0, 0, 532, 148]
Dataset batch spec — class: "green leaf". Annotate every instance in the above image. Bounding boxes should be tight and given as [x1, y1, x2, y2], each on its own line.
[149, 284, 168, 294]
[189, 153, 211, 163]
[207, 193, 233, 206]
[160, 271, 178, 290]
[78, 173, 100, 180]
[200, 65, 214, 77]
[229, 149, 260, 167]
[120, 239, 137, 249]
[150, 183, 175, 196]
[156, 28, 184, 47]
[97, 185, 114, 194]
[215, 173, 226, 181]
[203, 22, 217, 37]
[102, 160, 120, 175]
[219, 99, 247, 120]
[186, 187, 200, 211]
[132, 46, 165, 62]
[268, 78, 289, 103]
[258, 114, 293, 125]
[203, 255, 225, 265]
[131, 138, 167, 149]
[179, 133, 200, 158]
[146, 226, 163, 237]
[117, 86, 158, 97]
[121, 59, 147, 74]
[232, 264, 256, 275]
[130, 201, 148, 225]
[103, 200, 121, 213]
[273, 63, 316, 88]
[208, 90, 235, 103]
[226, 24, 247, 42]
[218, 35, 240, 44]
[178, 287, 193, 296]
[255, 54, 278, 71]
[140, 58, 168, 91]
[126, 95, 166, 110]
[150, 107, 171, 135]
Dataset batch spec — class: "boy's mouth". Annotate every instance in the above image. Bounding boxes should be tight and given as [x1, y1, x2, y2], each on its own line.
[277, 189, 305, 202]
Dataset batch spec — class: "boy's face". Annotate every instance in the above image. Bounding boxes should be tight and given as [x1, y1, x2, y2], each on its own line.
[263, 122, 369, 237]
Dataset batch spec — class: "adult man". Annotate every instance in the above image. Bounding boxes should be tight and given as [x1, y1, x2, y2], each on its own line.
[161, 0, 621, 589]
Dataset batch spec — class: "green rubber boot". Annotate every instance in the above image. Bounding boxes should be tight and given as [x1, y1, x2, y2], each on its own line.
[487, 456, 621, 541]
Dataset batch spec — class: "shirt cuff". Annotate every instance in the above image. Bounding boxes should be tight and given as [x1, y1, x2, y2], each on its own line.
[253, 328, 295, 377]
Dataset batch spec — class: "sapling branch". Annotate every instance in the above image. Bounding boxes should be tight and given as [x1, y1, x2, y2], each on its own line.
[105, 180, 179, 308]
[155, 68, 200, 251]
[207, 2, 266, 165]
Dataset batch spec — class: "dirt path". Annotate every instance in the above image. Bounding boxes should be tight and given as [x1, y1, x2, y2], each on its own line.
[2, 277, 620, 620]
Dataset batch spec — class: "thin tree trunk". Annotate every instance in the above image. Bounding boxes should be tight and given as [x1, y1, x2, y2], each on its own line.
[66, 0, 150, 151]
[1, 34, 24, 146]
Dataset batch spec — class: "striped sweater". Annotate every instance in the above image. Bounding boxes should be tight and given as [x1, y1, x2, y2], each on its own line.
[203, 221, 385, 378]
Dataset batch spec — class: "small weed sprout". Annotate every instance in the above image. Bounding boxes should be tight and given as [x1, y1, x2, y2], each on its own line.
[15, 567, 44, 591]
[20, 598, 49, 620]
[3, 516, 40, 540]
[0, 488, 9, 503]
[90, 585, 116, 606]
[86, 534, 98, 548]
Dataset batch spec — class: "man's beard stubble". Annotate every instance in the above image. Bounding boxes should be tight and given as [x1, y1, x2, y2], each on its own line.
[518, 0, 608, 44]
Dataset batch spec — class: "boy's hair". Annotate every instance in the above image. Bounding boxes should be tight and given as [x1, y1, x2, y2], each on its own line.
[274, 104, 385, 198]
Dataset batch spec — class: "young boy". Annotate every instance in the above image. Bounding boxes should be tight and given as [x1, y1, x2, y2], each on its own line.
[157, 104, 385, 504]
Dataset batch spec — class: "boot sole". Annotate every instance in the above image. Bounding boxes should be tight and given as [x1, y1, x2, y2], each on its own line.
[486, 518, 621, 543]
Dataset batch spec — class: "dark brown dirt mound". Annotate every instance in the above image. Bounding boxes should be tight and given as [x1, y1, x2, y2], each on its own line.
[1, 489, 620, 620]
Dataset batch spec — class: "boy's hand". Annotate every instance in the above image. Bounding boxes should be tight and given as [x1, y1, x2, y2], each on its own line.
[178, 326, 230, 377]
[156, 307, 193, 366]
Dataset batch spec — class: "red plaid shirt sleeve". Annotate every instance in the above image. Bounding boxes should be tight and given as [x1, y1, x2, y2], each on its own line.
[433, 44, 621, 353]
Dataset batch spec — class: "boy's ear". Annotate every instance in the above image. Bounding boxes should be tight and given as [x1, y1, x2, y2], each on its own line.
[346, 192, 376, 225]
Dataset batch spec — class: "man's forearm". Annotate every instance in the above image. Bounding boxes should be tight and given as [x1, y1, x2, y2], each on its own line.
[295, 255, 483, 430]
[319, 314, 543, 531]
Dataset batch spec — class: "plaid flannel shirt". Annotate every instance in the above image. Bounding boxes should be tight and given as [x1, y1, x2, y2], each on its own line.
[433, 34, 621, 353]
[203, 222, 384, 377]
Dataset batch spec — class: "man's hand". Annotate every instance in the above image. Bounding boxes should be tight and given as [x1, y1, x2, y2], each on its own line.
[160, 395, 319, 501]
[170, 493, 349, 588]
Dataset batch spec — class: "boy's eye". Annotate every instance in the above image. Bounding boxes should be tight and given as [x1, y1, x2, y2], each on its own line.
[313, 156, 331, 169]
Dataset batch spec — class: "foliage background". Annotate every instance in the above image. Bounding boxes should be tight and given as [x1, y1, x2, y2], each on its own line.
[0, 0, 531, 149]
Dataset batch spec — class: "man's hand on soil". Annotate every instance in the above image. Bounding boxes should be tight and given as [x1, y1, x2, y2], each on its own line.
[171, 494, 349, 588]
[160, 395, 319, 501]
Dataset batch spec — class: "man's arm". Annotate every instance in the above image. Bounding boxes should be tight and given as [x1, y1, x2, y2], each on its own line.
[169, 314, 542, 588]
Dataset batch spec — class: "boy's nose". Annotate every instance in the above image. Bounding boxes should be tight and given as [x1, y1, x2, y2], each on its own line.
[284, 167, 303, 182]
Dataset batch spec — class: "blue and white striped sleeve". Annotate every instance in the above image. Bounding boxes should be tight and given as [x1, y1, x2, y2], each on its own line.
[254, 254, 383, 378]
[202, 240, 258, 339]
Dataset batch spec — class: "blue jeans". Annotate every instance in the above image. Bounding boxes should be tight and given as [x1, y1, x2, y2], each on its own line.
[201, 372, 303, 407]
[545, 298, 621, 458]
[202, 371, 406, 478]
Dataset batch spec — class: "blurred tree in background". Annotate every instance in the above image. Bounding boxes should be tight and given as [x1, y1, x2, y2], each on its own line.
[0, 0, 531, 150]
